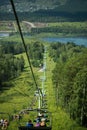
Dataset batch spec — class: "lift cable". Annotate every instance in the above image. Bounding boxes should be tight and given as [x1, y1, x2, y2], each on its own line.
[10, 0, 43, 96]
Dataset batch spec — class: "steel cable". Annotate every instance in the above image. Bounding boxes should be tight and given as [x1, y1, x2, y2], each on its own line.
[10, 0, 43, 96]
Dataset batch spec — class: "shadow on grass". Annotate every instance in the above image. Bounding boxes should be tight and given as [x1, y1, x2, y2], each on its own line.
[0, 82, 13, 91]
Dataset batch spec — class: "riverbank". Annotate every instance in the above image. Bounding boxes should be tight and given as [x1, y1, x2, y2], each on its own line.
[0, 33, 87, 47]
[41, 37, 87, 47]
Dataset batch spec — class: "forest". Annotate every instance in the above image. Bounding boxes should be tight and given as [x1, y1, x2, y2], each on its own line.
[0, 40, 44, 89]
[50, 42, 87, 127]
[0, 0, 87, 129]
[0, 11, 87, 22]
[31, 25, 87, 36]
[0, 38, 87, 129]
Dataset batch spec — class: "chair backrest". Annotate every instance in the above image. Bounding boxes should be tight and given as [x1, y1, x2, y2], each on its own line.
[18, 126, 52, 130]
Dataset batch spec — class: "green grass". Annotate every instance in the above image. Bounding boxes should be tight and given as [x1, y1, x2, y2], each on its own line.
[1, 21, 87, 39]
[0, 51, 38, 130]
[31, 21, 87, 37]
[47, 21, 87, 37]
[0, 40, 87, 130]
[48, 22, 87, 28]
[0, 21, 16, 31]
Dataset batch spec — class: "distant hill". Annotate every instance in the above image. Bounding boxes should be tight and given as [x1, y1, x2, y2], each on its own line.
[0, 0, 67, 12]
[55, 0, 87, 12]
[0, 0, 87, 21]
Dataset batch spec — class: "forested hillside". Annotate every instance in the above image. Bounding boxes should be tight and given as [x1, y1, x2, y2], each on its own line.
[0, 39, 44, 89]
[0, 41, 25, 88]
[0, 0, 87, 21]
[0, 35, 87, 130]
[50, 42, 87, 127]
[1, 0, 87, 12]
[0, 0, 87, 129]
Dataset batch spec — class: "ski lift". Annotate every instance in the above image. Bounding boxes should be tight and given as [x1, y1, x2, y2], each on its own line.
[34, 90, 39, 96]
[9, 1, 52, 130]
[18, 109, 52, 130]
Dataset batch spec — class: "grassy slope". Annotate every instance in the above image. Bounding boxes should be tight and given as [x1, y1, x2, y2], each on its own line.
[0, 38, 87, 130]
[0, 52, 38, 130]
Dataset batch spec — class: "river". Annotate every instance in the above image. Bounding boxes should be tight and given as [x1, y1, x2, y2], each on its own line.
[42, 37, 87, 47]
[0, 33, 9, 38]
[0, 33, 87, 47]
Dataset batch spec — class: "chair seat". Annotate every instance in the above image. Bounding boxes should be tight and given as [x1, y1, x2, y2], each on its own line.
[18, 126, 52, 130]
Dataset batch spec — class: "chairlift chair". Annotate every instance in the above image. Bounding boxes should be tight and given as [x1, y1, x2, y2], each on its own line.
[18, 109, 52, 130]
[18, 126, 52, 130]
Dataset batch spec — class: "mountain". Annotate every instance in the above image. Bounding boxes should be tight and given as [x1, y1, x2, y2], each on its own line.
[0, 0, 68, 12]
[0, 0, 87, 13]
[55, 0, 87, 12]
[0, 0, 87, 21]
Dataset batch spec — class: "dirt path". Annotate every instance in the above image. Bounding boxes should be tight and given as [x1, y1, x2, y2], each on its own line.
[22, 21, 36, 28]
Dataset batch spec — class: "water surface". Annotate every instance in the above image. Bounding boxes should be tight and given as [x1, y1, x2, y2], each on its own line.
[42, 37, 87, 47]
[0, 33, 9, 37]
